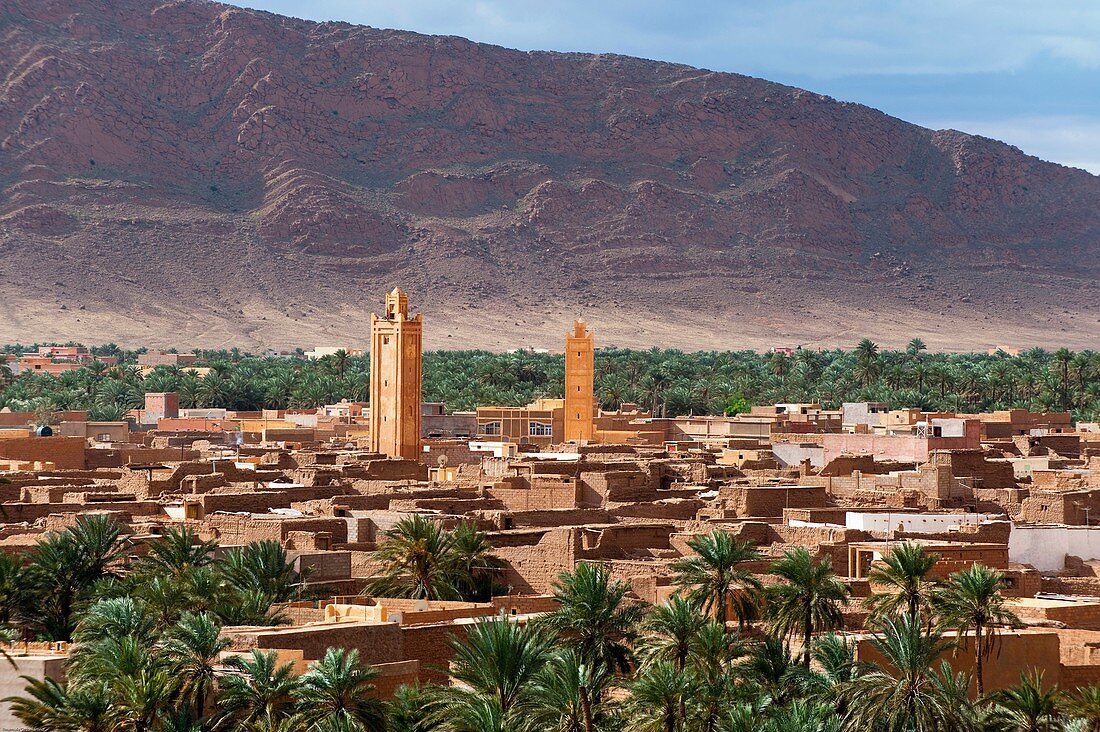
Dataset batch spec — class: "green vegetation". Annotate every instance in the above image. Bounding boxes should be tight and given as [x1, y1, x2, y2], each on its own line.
[364, 515, 504, 602]
[8, 525, 1098, 731]
[2, 341, 1099, 421]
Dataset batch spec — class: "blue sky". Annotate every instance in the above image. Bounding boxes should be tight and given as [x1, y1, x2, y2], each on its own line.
[233, 0, 1100, 174]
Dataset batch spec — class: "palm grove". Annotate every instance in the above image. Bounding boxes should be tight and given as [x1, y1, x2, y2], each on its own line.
[6, 514, 1100, 731]
[1, 340, 1098, 422]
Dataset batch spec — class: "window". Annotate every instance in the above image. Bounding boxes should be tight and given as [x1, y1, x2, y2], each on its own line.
[482, 421, 501, 436]
[529, 421, 553, 436]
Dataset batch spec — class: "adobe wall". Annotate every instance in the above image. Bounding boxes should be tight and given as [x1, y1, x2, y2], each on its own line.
[493, 527, 579, 593]
[507, 508, 612, 528]
[486, 481, 581, 511]
[401, 621, 471, 684]
[242, 621, 403, 665]
[855, 630, 1061, 694]
[0, 501, 159, 523]
[725, 485, 828, 517]
[929, 450, 1016, 490]
[1019, 489, 1100, 526]
[577, 523, 673, 559]
[0, 437, 85, 470]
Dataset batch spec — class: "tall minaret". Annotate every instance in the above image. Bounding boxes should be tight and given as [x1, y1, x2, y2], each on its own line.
[369, 288, 422, 459]
[564, 319, 595, 443]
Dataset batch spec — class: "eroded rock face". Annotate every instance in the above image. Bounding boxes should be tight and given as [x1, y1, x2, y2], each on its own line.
[0, 0, 1097, 350]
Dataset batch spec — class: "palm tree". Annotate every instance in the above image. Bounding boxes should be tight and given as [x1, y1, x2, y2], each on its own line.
[448, 522, 505, 602]
[1053, 348, 1073, 412]
[365, 514, 462, 601]
[139, 526, 217, 578]
[766, 548, 849, 666]
[994, 671, 1062, 732]
[639, 596, 708, 671]
[527, 648, 610, 732]
[387, 684, 437, 732]
[446, 617, 551, 717]
[670, 532, 762, 628]
[293, 649, 386, 732]
[743, 635, 807, 706]
[626, 660, 692, 732]
[540, 562, 645, 675]
[934, 563, 1021, 696]
[220, 540, 303, 602]
[0, 552, 26, 626]
[863, 542, 940, 624]
[6, 678, 113, 732]
[214, 650, 301, 732]
[440, 695, 512, 732]
[160, 612, 230, 717]
[906, 338, 928, 356]
[1061, 685, 1100, 732]
[802, 633, 858, 710]
[837, 614, 963, 732]
[111, 664, 179, 732]
[22, 515, 127, 640]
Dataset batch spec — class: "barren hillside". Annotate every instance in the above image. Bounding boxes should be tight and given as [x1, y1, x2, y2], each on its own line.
[1, 0, 1098, 351]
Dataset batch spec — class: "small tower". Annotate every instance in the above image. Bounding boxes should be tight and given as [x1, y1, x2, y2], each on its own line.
[564, 319, 595, 443]
[369, 288, 423, 459]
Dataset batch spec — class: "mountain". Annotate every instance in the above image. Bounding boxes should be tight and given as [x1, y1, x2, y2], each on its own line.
[1, 0, 1098, 351]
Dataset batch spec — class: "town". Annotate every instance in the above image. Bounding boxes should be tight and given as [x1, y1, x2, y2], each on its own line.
[0, 289, 1099, 731]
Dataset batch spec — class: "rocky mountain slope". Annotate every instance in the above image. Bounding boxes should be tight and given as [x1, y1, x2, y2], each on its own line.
[2, 0, 1098, 351]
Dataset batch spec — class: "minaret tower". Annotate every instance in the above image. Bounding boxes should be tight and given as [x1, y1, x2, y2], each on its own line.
[564, 319, 595, 443]
[369, 288, 422, 459]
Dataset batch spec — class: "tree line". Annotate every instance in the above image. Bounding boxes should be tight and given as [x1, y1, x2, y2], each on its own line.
[10, 515, 1100, 731]
[2, 340, 1098, 422]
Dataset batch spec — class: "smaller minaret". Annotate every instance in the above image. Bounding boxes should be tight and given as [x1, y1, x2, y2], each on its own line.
[564, 319, 595, 443]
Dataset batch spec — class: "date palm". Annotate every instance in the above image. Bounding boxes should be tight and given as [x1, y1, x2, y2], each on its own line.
[994, 671, 1062, 732]
[541, 562, 645, 675]
[138, 526, 217, 578]
[160, 612, 230, 717]
[934, 563, 1021, 696]
[446, 616, 551, 716]
[214, 649, 301, 732]
[22, 514, 127, 640]
[743, 636, 808, 706]
[1061, 685, 1100, 732]
[671, 532, 762, 628]
[863, 542, 940, 624]
[449, 522, 505, 602]
[528, 648, 611, 732]
[6, 678, 112, 732]
[626, 660, 692, 732]
[838, 614, 963, 732]
[365, 514, 461, 601]
[638, 596, 709, 672]
[765, 548, 850, 666]
[220, 540, 303, 603]
[387, 684, 438, 732]
[111, 665, 179, 732]
[293, 648, 385, 732]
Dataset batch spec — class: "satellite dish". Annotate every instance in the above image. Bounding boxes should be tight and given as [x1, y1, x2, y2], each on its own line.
[437, 454, 448, 468]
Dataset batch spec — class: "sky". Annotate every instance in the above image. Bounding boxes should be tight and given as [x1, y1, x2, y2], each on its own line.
[232, 0, 1100, 174]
